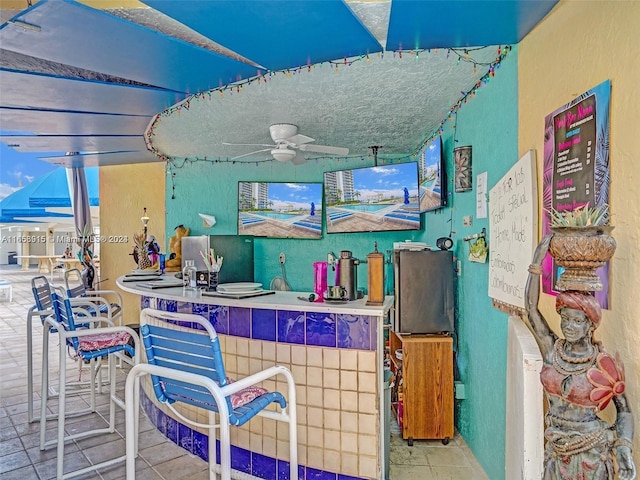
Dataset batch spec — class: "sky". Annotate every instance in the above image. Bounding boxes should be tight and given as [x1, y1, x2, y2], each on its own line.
[350, 162, 419, 201]
[0, 142, 61, 200]
[266, 182, 323, 210]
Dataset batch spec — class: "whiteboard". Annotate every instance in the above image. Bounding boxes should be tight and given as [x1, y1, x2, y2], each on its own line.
[488, 150, 538, 309]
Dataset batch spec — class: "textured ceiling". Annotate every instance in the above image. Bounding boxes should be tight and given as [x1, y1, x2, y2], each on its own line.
[0, 0, 558, 167]
[149, 47, 503, 162]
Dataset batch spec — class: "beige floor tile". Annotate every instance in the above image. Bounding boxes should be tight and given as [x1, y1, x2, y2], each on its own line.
[0, 267, 490, 480]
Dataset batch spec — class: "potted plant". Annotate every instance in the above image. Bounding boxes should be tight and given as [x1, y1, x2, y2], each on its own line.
[547, 203, 616, 291]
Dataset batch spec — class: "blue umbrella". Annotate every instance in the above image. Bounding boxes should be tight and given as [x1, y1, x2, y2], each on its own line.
[0, 166, 98, 224]
[29, 167, 99, 208]
[0, 171, 73, 223]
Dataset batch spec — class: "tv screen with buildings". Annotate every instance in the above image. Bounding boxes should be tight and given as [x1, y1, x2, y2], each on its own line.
[237, 181, 323, 239]
[418, 137, 447, 213]
[323, 162, 421, 234]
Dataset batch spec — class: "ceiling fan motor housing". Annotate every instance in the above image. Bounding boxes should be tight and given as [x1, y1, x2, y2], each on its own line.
[269, 123, 298, 142]
[271, 146, 296, 162]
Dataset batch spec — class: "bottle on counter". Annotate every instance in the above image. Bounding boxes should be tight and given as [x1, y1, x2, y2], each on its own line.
[182, 260, 197, 292]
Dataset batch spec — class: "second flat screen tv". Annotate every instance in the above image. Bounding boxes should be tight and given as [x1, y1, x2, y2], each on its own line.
[419, 137, 447, 213]
[238, 181, 323, 239]
[324, 162, 421, 234]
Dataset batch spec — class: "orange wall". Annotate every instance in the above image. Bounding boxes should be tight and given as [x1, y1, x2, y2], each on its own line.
[99, 162, 165, 324]
[519, 0, 640, 461]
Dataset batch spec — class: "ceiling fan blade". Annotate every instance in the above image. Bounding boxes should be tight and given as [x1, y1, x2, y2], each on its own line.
[287, 134, 314, 145]
[291, 151, 306, 165]
[298, 144, 349, 155]
[230, 148, 272, 160]
[223, 142, 275, 148]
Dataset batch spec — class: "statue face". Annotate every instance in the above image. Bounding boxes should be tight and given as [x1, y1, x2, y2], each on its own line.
[560, 307, 591, 342]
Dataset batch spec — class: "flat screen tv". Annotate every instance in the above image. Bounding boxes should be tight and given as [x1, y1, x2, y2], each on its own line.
[418, 137, 447, 212]
[238, 181, 323, 239]
[324, 162, 421, 234]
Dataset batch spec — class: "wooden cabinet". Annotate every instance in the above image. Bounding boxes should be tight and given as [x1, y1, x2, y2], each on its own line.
[389, 331, 454, 445]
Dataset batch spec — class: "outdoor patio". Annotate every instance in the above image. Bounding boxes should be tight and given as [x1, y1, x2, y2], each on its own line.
[0, 265, 487, 480]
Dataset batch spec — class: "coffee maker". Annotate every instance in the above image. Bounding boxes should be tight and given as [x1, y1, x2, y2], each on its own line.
[337, 250, 360, 300]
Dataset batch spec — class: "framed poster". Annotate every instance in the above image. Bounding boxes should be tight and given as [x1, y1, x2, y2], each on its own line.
[454, 145, 473, 192]
[488, 150, 538, 310]
[542, 80, 611, 308]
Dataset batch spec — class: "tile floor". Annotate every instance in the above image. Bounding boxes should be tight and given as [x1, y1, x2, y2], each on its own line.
[0, 265, 489, 479]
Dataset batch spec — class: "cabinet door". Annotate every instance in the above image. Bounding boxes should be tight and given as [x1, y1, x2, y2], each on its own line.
[403, 336, 454, 440]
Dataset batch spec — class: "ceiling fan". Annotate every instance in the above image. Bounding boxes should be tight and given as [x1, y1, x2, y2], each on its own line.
[223, 123, 349, 165]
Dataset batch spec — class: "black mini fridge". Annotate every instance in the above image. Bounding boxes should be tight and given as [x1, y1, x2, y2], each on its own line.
[393, 249, 455, 334]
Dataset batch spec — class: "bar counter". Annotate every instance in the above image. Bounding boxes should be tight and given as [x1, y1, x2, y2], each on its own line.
[117, 276, 394, 480]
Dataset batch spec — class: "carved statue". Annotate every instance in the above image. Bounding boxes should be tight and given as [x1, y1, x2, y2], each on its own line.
[525, 235, 636, 480]
[76, 234, 95, 290]
[165, 224, 190, 272]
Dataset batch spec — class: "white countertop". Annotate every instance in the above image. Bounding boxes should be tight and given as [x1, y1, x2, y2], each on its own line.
[116, 275, 394, 317]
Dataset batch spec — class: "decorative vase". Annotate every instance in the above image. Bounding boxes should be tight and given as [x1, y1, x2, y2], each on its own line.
[549, 226, 616, 291]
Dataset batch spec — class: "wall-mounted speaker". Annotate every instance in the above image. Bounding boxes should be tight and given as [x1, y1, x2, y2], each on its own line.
[436, 237, 453, 251]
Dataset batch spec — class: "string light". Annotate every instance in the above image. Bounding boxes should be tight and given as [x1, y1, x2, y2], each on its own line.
[146, 45, 512, 163]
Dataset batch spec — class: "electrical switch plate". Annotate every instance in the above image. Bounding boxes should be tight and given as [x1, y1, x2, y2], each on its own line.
[463, 215, 473, 226]
[455, 381, 466, 399]
[457, 260, 462, 276]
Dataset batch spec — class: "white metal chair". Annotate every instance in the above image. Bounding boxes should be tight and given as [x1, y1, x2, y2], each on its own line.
[40, 292, 140, 480]
[64, 267, 123, 326]
[27, 275, 115, 424]
[48, 256, 65, 282]
[0, 278, 12, 302]
[125, 309, 298, 480]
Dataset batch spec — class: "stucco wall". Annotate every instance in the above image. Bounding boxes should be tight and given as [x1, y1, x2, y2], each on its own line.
[519, 0, 640, 464]
[437, 47, 519, 480]
[161, 47, 519, 480]
[99, 162, 165, 324]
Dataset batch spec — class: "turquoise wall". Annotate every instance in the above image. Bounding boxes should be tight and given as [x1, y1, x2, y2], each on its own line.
[165, 157, 430, 294]
[438, 46, 519, 479]
[165, 45, 518, 480]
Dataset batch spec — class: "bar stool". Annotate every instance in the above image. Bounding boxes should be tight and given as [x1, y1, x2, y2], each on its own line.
[64, 268, 122, 324]
[27, 276, 114, 423]
[40, 293, 140, 480]
[125, 309, 298, 480]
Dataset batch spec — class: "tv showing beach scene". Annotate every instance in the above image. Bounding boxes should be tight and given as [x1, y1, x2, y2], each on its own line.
[237, 182, 323, 239]
[324, 162, 421, 234]
[419, 138, 446, 212]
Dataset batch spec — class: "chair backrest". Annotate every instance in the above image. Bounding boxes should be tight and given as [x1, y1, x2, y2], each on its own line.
[51, 292, 81, 351]
[65, 268, 86, 298]
[32, 275, 54, 322]
[140, 309, 231, 411]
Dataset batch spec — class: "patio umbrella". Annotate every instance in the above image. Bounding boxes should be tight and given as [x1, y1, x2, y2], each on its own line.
[0, 172, 74, 224]
[67, 165, 96, 289]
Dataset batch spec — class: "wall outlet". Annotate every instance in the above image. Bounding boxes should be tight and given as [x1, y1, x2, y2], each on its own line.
[463, 215, 473, 226]
[455, 381, 466, 400]
[279, 252, 286, 265]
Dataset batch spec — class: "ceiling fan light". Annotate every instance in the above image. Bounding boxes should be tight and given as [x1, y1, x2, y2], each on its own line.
[271, 148, 296, 162]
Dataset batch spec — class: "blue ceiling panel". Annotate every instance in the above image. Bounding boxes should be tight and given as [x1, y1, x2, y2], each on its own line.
[0, 135, 146, 153]
[386, 0, 559, 50]
[0, 108, 151, 136]
[39, 151, 161, 168]
[0, 0, 262, 94]
[142, 0, 382, 71]
[0, 69, 186, 116]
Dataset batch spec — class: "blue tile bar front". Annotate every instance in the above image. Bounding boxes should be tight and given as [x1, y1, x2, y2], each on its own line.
[118, 278, 394, 480]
